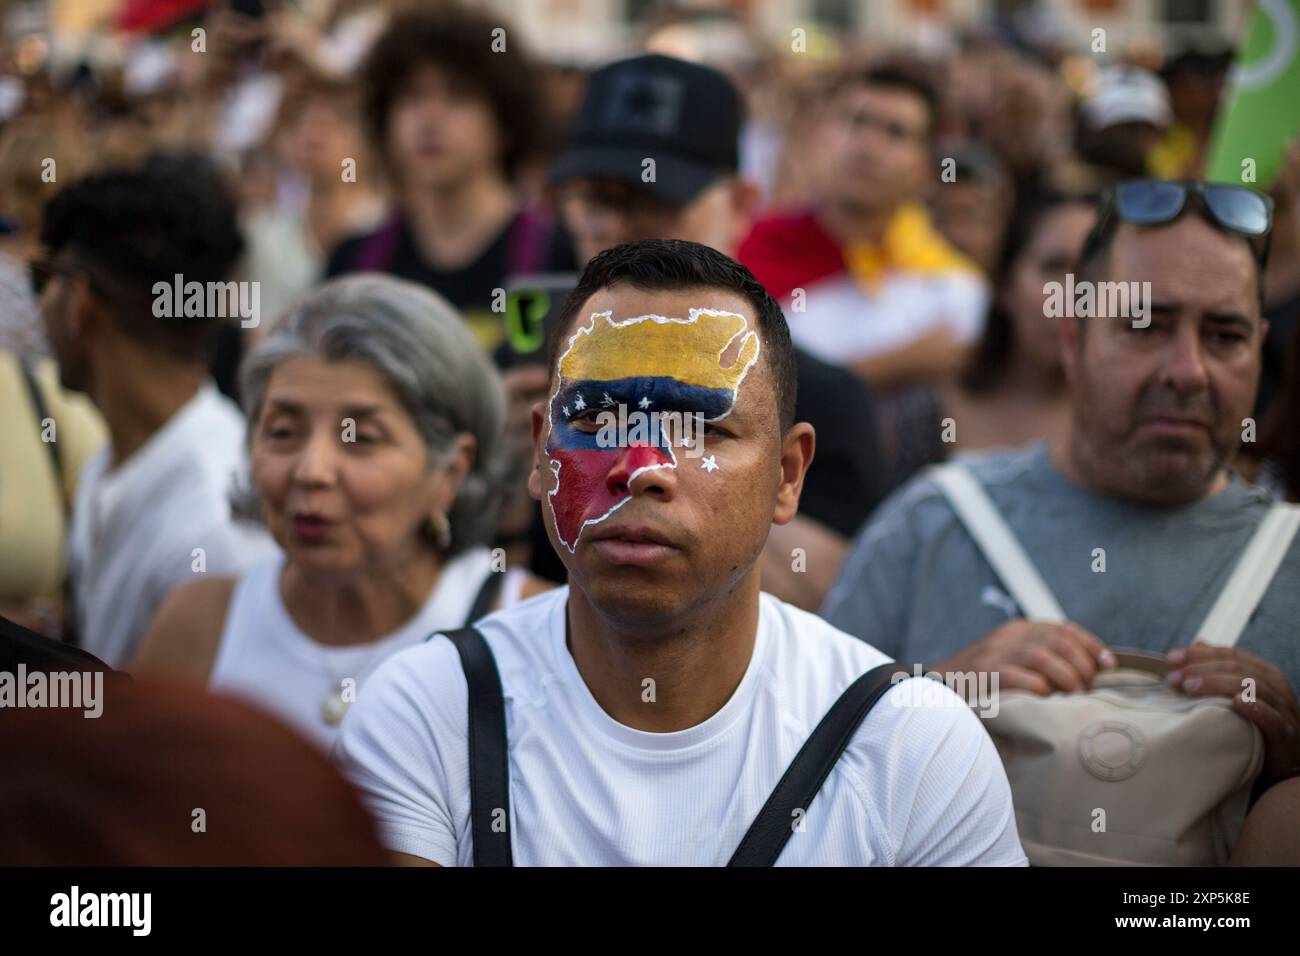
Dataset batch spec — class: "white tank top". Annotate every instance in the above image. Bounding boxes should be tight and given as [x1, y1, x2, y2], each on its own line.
[209, 547, 527, 750]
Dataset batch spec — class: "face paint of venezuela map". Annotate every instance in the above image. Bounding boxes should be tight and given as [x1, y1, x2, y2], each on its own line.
[545, 308, 761, 553]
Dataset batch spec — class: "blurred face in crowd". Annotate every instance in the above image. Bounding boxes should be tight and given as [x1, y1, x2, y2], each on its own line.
[1166, 65, 1226, 128]
[1060, 216, 1264, 507]
[387, 65, 504, 190]
[251, 356, 472, 582]
[973, 55, 1066, 174]
[556, 176, 757, 265]
[1002, 202, 1098, 374]
[527, 284, 798, 627]
[280, 93, 356, 183]
[930, 178, 1012, 277]
[1081, 121, 1161, 178]
[821, 83, 930, 214]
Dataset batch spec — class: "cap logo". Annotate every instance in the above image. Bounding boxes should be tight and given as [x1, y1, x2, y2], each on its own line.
[603, 74, 685, 137]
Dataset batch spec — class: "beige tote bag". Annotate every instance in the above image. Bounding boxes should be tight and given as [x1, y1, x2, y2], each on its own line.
[929, 462, 1298, 866]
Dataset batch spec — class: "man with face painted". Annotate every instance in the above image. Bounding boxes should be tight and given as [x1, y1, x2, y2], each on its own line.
[507, 53, 885, 609]
[336, 239, 1027, 866]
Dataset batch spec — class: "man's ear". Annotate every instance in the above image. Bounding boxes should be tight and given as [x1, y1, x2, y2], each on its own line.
[526, 402, 548, 501]
[773, 421, 815, 526]
[64, 274, 98, 342]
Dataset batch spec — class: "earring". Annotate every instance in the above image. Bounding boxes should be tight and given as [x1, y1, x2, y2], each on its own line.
[427, 511, 452, 551]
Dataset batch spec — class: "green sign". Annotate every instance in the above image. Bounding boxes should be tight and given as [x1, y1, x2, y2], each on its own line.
[1205, 0, 1300, 189]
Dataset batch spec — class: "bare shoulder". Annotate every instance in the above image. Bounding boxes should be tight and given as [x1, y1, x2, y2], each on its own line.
[131, 576, 238, 684]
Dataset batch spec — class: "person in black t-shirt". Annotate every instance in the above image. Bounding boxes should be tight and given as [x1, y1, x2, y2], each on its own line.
[325, 5, 573, 353]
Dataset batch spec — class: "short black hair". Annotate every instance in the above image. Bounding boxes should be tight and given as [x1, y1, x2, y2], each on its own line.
[546, 239, 798, 432]
[361, 4, 544, 180]
[39, 152, 244, 361]
[836, 61, 940, 138]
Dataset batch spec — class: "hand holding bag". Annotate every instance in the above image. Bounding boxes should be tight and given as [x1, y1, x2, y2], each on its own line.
[929, 462, 1297, 866]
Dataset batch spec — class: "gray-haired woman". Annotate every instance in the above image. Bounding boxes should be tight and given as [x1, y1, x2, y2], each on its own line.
[133, 275, 553, 748]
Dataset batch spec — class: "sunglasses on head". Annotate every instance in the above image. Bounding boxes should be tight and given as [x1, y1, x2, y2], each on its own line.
[1082, 179, 1274, 274]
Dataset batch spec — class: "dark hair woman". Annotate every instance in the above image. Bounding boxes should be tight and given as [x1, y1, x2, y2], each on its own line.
[939, 192, 1098, 452]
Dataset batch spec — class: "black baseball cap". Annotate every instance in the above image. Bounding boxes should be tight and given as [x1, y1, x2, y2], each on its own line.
[548, 54, 742, 206]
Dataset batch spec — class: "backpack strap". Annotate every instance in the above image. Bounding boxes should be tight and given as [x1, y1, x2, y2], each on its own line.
[441, 626, 513, 867]
[18, 355, 66, 513]
[928, 462, 1066, 623]
[349, 215, 404, 272]
[1194, 502, 1300, 648]
[727, 661, 912, 867]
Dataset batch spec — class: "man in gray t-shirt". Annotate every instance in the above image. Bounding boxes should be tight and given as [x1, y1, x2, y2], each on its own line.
[823, 442, 1299, 691]
[824, 182, 1300, 789]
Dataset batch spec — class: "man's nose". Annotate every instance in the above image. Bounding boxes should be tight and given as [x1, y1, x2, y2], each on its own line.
[857, 123, 886, 149]
[1160, 325, 1211, 394]
[604, 441, 674, 498]
[852, 117, 892, 151]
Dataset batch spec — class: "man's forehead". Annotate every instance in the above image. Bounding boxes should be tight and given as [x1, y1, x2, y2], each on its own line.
[556, 286, 756, 360]
[1107, 220, 1259, 314]
[556, 301, 760, 394]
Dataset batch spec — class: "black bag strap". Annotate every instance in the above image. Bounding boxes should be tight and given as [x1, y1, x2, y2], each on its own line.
[441, 626, 513, 867]
[435, 634, 909, 868]
[727, 661, 912, 867]
[18, 355, 66, 509]
[464, 569, 505, 626]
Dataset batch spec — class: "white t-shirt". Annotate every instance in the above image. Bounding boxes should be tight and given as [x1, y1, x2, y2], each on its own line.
[788, 272, 988, 367]
[210, 548, 528, 751]
[69, 381, 276, 667]
[335, 587, 1027, 866]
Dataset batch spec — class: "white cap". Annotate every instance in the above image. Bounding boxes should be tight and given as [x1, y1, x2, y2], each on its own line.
[1081, 66, 1172, 130]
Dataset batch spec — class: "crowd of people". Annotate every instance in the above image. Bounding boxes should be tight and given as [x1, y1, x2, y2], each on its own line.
[2, 0, 1299, 866]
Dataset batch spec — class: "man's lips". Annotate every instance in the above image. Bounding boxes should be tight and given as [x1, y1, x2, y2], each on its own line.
[1138, 415, 1211, 432]
[589, 523, 677, 546]
[587, 524, 681, 566]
